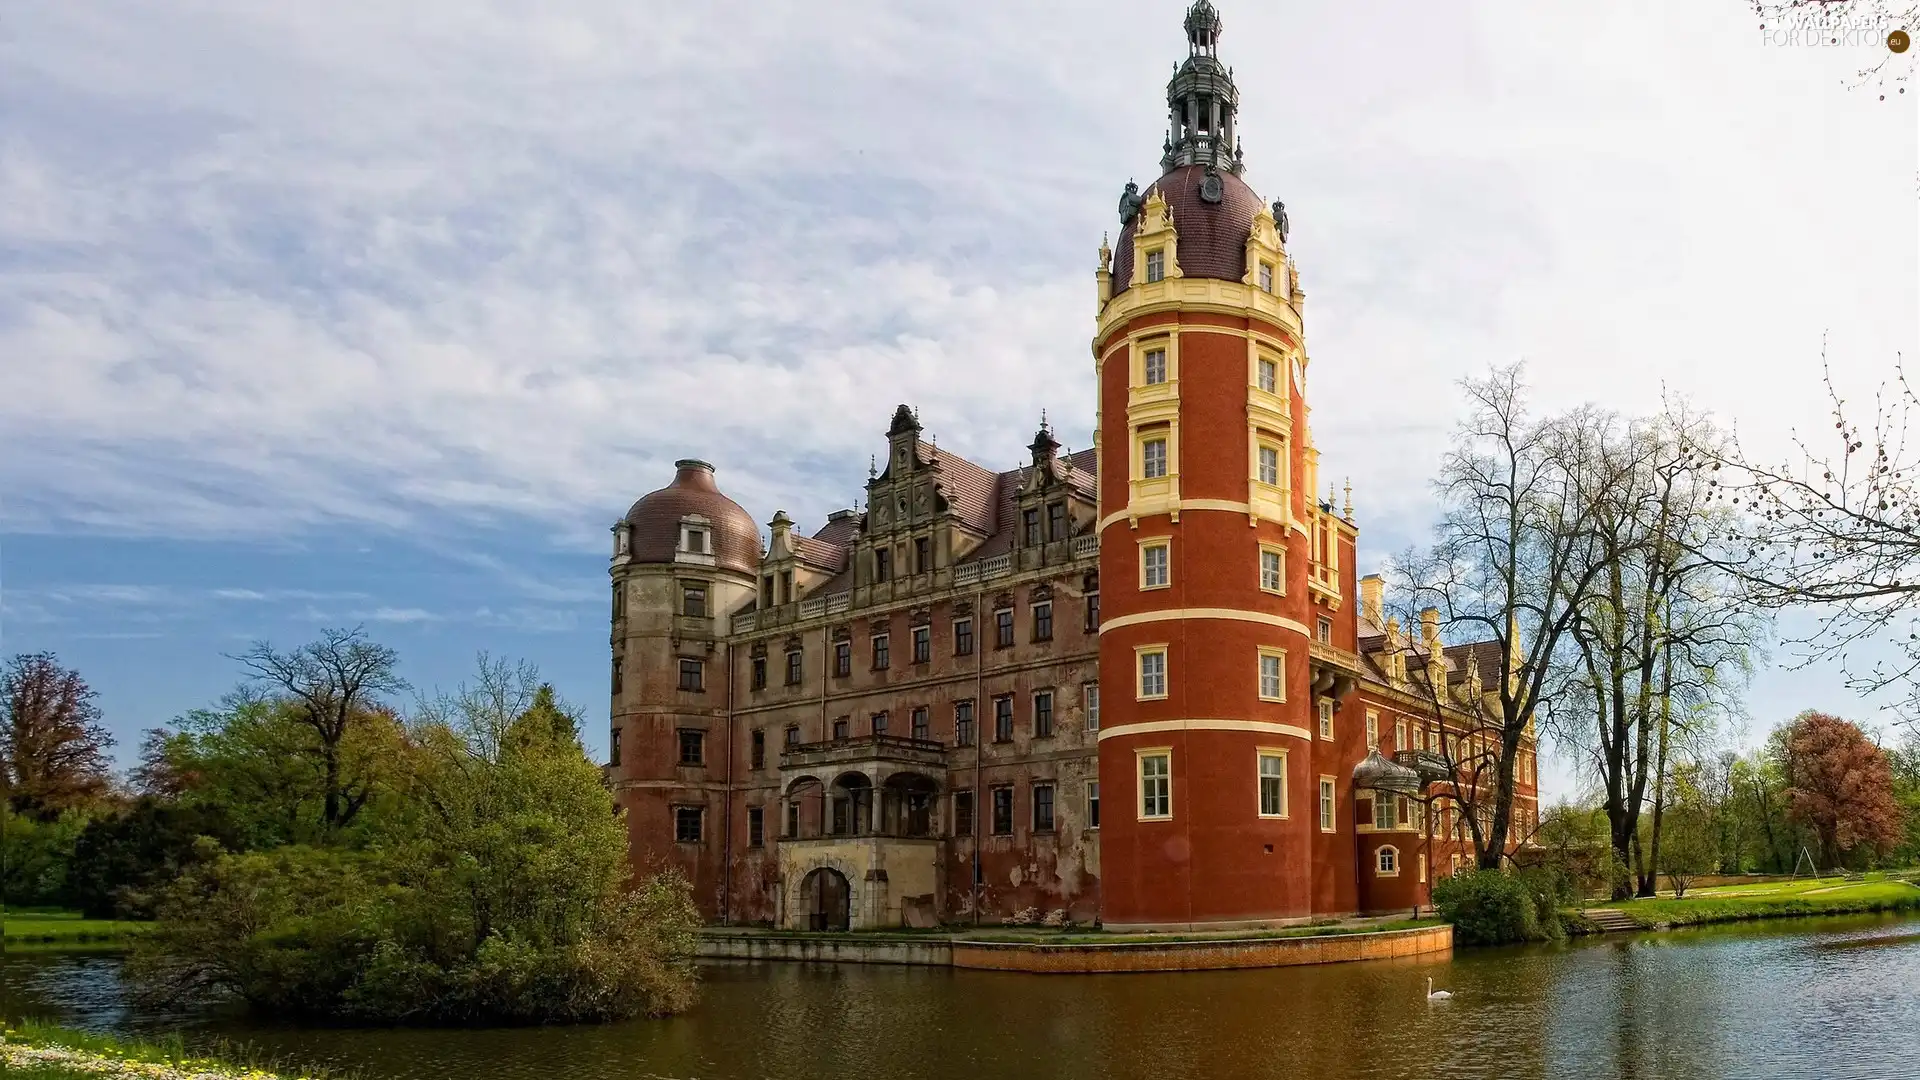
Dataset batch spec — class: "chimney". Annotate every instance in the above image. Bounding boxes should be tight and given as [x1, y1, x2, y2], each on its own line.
[1359, 574, 1384, 626]
[1420, 607, 1440, 648]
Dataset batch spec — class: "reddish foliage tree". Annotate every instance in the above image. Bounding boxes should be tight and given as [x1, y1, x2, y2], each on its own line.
[2, 652, 115, 818]
[1781, 711, 1904, 867]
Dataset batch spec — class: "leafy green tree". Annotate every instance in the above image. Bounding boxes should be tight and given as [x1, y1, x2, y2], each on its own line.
[67, 799, 245, 919]
[130, 656, 701, 1024]
[0, 806, 89, 906]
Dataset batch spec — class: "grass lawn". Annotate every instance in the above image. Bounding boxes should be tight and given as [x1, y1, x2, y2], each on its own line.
[1601, 874, 1920, 929]
[1, 908, 148, 945]
[1, 1019, 327, 1080]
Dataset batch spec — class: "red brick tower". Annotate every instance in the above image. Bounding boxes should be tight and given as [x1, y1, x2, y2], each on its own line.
[1095, 1, 1359, 930]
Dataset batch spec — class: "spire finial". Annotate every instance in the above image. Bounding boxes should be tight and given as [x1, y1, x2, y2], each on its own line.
[1343, 478, 1353, 519]
[868, 454, 877, 480]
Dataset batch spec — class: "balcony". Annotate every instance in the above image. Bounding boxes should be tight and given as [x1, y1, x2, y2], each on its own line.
[779, 734, 948, 772]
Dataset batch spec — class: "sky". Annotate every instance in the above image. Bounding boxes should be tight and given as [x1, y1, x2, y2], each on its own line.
[2, 1, 1916, 799]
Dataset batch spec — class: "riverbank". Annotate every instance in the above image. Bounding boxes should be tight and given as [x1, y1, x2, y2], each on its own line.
[1577, 875, 1920, 933]
[1, 910, 148, 946]
[1, 1021, 315, 1080]
[698, 918, 1452, 972]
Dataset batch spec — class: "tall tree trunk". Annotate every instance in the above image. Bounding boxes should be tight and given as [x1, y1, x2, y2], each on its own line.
[1638, 636, 1675, 897]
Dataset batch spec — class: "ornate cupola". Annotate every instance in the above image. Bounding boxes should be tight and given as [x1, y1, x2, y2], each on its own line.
[885, 403, 922, 476]
[1163, 0, 1241, 174]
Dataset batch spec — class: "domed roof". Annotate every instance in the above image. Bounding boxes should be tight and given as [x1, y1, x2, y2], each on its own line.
[1110, 164, 1263, 298]
[624, 459, 761, 575]
[1351, 748, 1422, 794]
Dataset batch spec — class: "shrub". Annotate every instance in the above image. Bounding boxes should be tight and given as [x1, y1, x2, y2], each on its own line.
[0, 807, 89, 907]
[1433, 868, 1563, 945]
[67, 798, 242, 919]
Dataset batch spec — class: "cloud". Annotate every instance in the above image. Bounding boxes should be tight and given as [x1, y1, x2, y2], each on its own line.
[0, 0, 1911, 565]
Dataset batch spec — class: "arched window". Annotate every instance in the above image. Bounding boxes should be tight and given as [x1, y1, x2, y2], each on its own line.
[1376, 845, 1399, 876]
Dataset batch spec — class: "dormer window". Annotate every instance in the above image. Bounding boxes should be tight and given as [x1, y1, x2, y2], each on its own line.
[680, 525, 709, 554]
[1259, 262, 1273, 293]
[1145, 249, 1166, 283]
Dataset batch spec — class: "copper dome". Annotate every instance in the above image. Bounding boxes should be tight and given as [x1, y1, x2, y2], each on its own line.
[1111, 164, 1263, 298]
[624, 460, 762, 575]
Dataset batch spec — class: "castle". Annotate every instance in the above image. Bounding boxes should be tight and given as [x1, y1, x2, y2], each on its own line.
[606, 2, 1539, 931]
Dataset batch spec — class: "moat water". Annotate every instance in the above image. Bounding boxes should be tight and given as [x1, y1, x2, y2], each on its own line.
[6, 915, 1919, 1080]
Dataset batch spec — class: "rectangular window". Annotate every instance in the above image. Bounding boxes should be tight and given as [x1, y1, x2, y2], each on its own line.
[1048, 502, 1068, 541]
[991, 787, 1014, 835]
[1144, 347, 1168, 385]
[874, 548, 891, 582]
[1366, 709, 1379, 748]
[785, 650, 803, 686]
[748, 807, 764, 847]
[1085, 591, 1100, 631]
[1258, 651, 1284, 701]
[1141, 437, 1168, 479]
[750, 655, 767, 690]
[1032, 602, 1053, 642]
[682, 583, 707, 618]
[1023, 508, 1041, 547]
[1032, 783, 1055, 832]
[1258, 262, 1273, 293]
[954, 618, 975, 656]
[1257, 356, 1278, 394]
[678, 658, 704, 692]
[955, 700, 975, 746]
[785, 724, 800, 747]
[1139, 752, 1171, 820]
[1086, 780, 1101, 829]
[1319, 777, 1336, 832]
[1260, 548, 1283, 592]
[1084, 683, 1100, 731]
[1317, 616, 1333, 644]
[1034, 690, 1054, 737]
[761, 575, 774, 608]
[915, 536, 931, 573]
[912, 625, 931, 664]
[832, 716, 850, 741]
[612, 583, 626, 621]
[834, 641, 851, 677]
[871, 711, 888, 736]
[911, 706, 929, 741]
[995, 608, 1015, 648]
[1396, 718, 1409, 752]
[610, 725, 622, 767]
[681, 526, 709, 554]
[674, 806, 703, 843]
[994, 696, 1014, 742]
[1142, 542, 1170, 588]
[954, 790, 975, 836]
[612, 657, 623, 695]
[1258, 445, 1280, 486]
[1373, 794, 1396, 831]
[1145, 248, 1165, 282]
[1318, 699, 1333, 740]
[750, 730, 765, 770]
[872, 634, 890, 670]
[678, 729, 705, 766]
[1258, 752, 1287, 817]
[1397, 795, 1412, 828]
[1138, 649, 1167, 699]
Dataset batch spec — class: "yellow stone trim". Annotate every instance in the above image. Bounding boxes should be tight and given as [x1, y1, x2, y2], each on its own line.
[1137, 534, 1172, 591]
[1134, 643, 1169, 701]
[1098, 276, 1303, 345]
[1318, 774, 1337, 832]
[1129, 190, 1182, 287]
[1098, 718, 1315, 743]
[1098, 607, 1311, 637]
[1099, 499, 1250, 533]
[1257, 645, 1287, 703]
[1136, 745, 1173, 822]
[1258, 542, 1287, 595]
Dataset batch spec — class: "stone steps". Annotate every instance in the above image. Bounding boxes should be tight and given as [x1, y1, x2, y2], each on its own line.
[1580, 908, 1642, 933]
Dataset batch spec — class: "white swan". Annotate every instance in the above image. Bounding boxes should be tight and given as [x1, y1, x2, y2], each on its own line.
[1427, 976, 1452, 1001]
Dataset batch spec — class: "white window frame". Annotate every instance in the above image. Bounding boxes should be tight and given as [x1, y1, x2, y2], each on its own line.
[1365, 708, 1379, 749]
[1086, 779, 1101, 830]
[1258, 444, 1280, 486]
[1084, 682, 1100, 731]
[1318, 699, 1333, 740]
[1259, 544, 1285, 594]
[1319, 776, 1336, 832]
[1143, 347, 1168, 386]
[1141, 436, 1168, 479]
[1377, 845, 1400, 876]
[1257, 647, 1285, 702]
[1140, 539, 1171, 590]
[1145, 248, 1166, 283]
[1137, 646, 1168, 700]
[1372, 793, 1396, 831]
[1257, 356, 1278, 394]
[1138, 748, 1172, 821]
[1258, 261, 1273, 293]
[679, 524, 710, 554]
[1257, 749, 1288, 818]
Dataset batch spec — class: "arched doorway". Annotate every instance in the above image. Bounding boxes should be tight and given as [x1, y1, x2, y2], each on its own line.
[802, 867, 851, 931]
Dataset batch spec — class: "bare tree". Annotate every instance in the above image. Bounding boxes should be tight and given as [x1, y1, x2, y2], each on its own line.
[1719, 349, 1920, 727]
[1395, 365, 1628, 869]
[2, 652, 115, 818]
[230, 627, 406, 830]
[1546, 405, 1763, 897]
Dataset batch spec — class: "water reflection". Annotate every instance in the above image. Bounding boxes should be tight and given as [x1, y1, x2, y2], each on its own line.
[5, 915, 1918, 1080]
